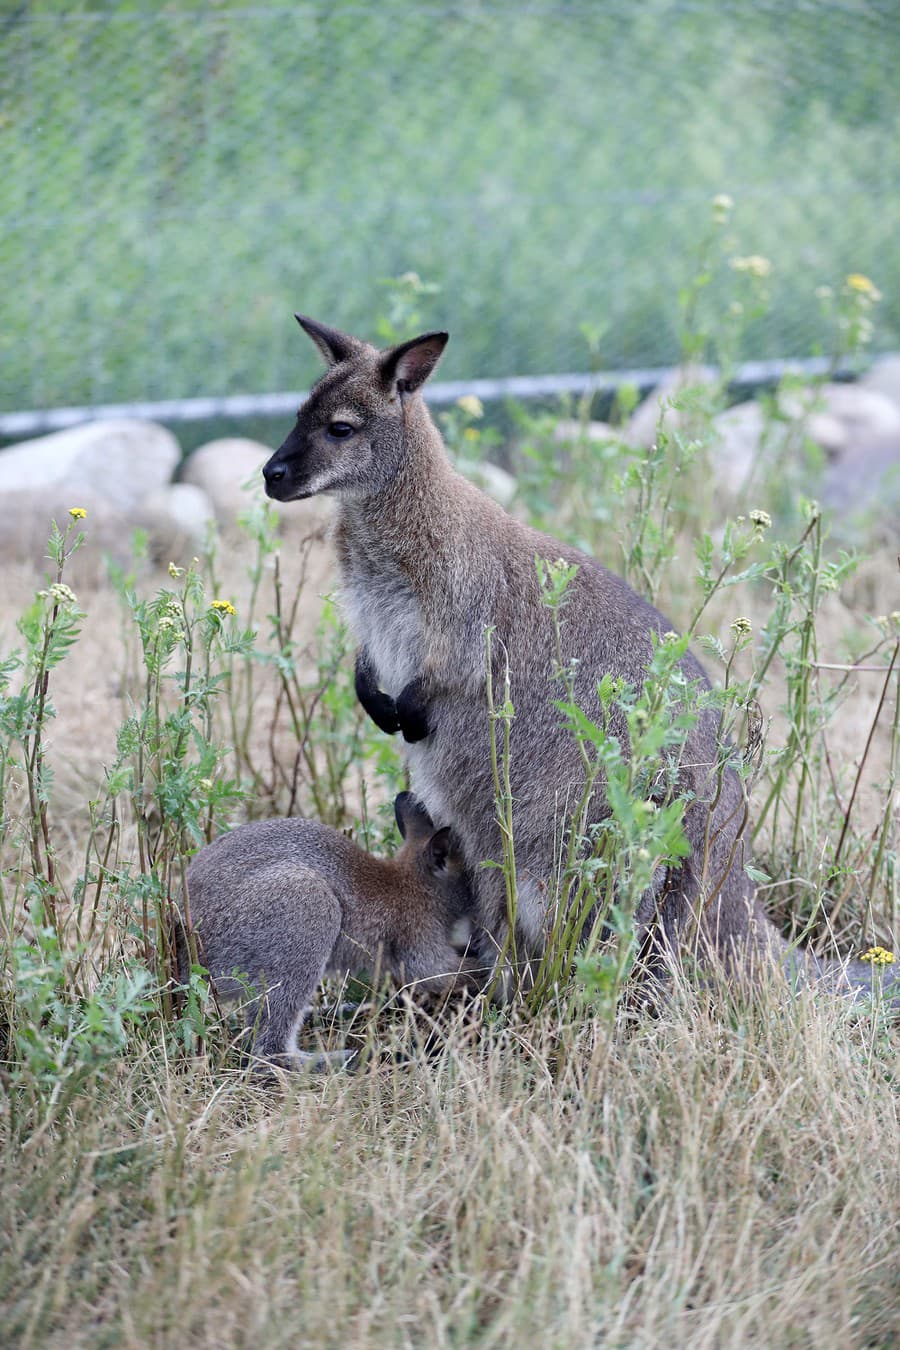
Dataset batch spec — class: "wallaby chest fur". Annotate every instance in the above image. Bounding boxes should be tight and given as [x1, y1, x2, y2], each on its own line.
[340, 551, 423, 698]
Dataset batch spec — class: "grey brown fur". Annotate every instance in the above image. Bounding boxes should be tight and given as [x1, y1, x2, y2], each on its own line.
[263, 317, 897, 1003]
[180, 793, 476, 1069]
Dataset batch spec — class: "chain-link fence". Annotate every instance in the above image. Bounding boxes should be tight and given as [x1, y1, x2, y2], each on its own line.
[2, 1, 898, 424]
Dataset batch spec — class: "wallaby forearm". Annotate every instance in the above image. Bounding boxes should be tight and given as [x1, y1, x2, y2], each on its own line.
[355, 647, 401, 735]
[356, 646, 431, 743]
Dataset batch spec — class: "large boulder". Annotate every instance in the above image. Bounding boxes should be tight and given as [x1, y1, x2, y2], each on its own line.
[456, 458, 518, 508]
[859, 354, 900, 414]
[814, 381, 900, 443]
[712, 401, 771, 493]
[0, 419, 180, 514]
[143, 484, 216, 558]
[553, 419, 616, 445]
[711, 399, 841, 494]
[624, 365, 717, 449]
[181, 437, 335, 600]
[180, 438, 274, 526]
[0, 419, 217, 572]
[712, 384, 900, 521]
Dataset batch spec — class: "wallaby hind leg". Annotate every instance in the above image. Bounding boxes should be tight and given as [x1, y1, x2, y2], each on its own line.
[229, 868, 345, 1072]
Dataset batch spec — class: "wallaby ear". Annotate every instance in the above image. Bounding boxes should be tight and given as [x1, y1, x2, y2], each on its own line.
[394, 791, 434, 841]
[295, 314, 356, 367]
[425, 825, 453, 875]
[381, 331, 449, 395]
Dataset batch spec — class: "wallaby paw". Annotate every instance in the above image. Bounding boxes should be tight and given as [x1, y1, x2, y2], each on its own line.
[355, 651, 401, 734]
[362, 688, 401, 736]
[396, 679, 430, 742]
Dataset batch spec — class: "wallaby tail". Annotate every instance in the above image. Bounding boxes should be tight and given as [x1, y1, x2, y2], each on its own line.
[786, 948, 899, 1005]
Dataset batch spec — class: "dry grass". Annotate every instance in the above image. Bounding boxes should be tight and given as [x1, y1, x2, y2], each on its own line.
[2, 986, 898, 1347]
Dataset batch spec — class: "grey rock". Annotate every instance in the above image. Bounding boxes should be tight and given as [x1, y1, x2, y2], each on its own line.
[859, 353, 900, 413]
[181, 437, 333, 536]
[712, 401, 767, 491]
[624, 365, 717, 449]
[180, 438, 274, 526]
[552, 419, 616, 444]
[457, 459, 518, 507]
[0, 419, 180, 515]
[712, 387, 900, 522]
[143, 484, 216, 561]
[816, 381, 900, 443]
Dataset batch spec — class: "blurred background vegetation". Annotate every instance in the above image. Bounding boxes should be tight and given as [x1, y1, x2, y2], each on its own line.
[2, 0, 898, 413]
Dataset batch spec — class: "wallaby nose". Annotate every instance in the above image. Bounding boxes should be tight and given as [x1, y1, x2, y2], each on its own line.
[263, 460, 287, 486]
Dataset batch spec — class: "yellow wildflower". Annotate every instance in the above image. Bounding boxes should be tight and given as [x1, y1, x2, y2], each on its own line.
[463, 427, 480, 442]
[456, 395, 484, 419]
[168, 562, 183, 579]
[730, 616, 752, 638]
[211, 599, 236, 617]
[750, 509, 771, 529]
[859, 946, 895, 966]
[68, 506, 87, 520]
[845, 274, 882, 302]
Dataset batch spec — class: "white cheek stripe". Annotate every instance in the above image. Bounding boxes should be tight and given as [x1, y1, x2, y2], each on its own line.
[301, 468, 341, 498]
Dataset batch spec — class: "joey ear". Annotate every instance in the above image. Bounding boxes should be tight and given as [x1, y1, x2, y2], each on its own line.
[394, 791, 434, 841]
[295, 314, 356, 367]
[425, 826, 454, 875]
[381, 331, 449, 395]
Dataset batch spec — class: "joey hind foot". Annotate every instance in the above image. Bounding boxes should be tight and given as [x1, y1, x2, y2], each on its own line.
[248, 1047, 359, 1078]
[396, 678, 431, 743]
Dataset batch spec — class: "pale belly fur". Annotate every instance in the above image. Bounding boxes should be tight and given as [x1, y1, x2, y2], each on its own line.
[339, 571, 424, 699]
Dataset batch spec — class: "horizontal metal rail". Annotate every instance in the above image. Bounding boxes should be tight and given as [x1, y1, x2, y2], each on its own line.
[0, 356, 848, 441]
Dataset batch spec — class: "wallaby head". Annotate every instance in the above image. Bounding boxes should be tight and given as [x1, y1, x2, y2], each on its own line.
[392, 790, 473, 951]
[263, 317, 448, 503]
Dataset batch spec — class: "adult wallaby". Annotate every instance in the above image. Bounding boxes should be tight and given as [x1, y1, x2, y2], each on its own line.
[262, 317, 897, 1002]
[179, 793, 477, 1069]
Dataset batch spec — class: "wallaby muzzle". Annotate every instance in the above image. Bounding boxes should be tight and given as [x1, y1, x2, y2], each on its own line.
[262, 439, 311, 501]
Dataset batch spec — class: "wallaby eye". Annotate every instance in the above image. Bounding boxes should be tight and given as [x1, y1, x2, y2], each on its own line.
[327, 421, 356, 440]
